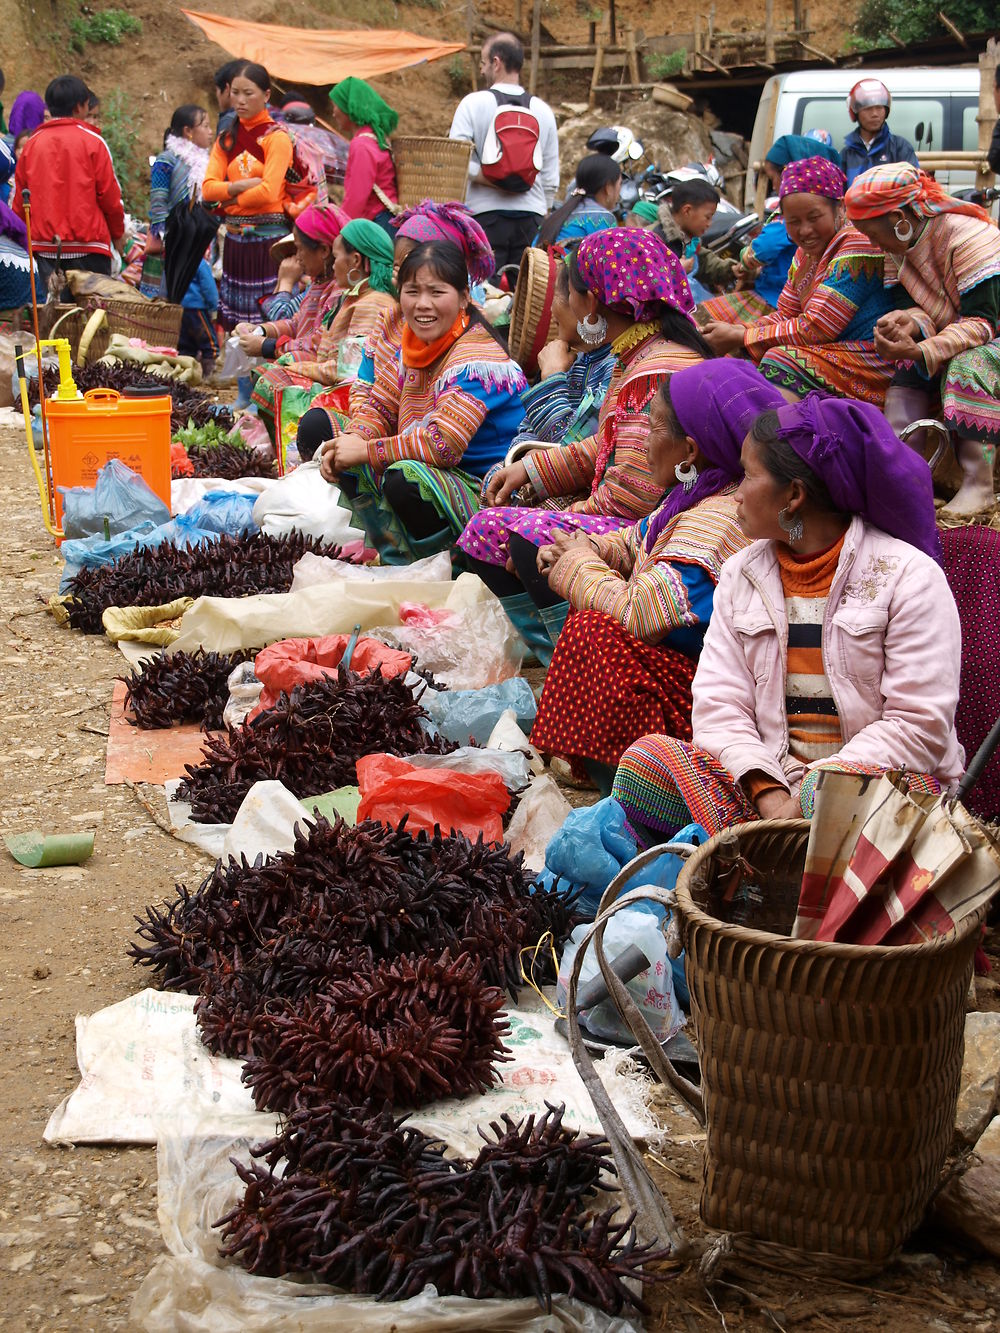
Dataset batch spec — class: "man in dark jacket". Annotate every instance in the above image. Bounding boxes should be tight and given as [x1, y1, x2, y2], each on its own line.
[12, 74, 124, 295]
[841, 79, 919, 186]
[988, 66, 1000, 176]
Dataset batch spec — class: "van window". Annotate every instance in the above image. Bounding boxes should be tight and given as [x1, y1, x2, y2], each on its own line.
[793, 96, 946, 153]
[959, 99, 979, 150]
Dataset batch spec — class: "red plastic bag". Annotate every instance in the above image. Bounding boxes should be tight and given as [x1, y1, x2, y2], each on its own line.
[356, 753, 510, 843]
[252, 634, 413, 714]
[171, 442, 194, 478]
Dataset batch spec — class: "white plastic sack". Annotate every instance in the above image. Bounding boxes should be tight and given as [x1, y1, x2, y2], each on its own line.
[222, 780, 310, 863]
[556, 911, 682, 1046]
[168, 573, 512, 660]
[488, 708, 545, 775]
[368, 595, 524, 690]
[172, 476, 268, 515]
[504, 775, 572, 872]
[398, 746, 532, 792]
[291, 547, 452, 590]
[252, 461, 365, 544]
[132, 1130, 641, 1333]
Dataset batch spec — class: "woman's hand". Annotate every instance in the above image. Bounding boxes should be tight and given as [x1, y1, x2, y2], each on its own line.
[536, 339, 576, 378]
[483, 459, 530, 507]
[874, 318, 925, 367]
[535, 542, 560, 576]
[702, 320, 747, 355]
[276, 256, 304, 290]
[319, 433, 369, 482]
[228, 178, 258, 198]
[876, 311, 921, 341]
[754, 788, 801, 820]
[237, 331, 267, 357]
[537, 529, 594, 574]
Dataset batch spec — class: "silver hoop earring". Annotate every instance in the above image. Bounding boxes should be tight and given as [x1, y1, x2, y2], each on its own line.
[778, 506, 804, 545]
[577, 313, 608, 345]
[347, 267, 362, 285]
[893, 218, 914, 244]
[674, 460, 698, 491]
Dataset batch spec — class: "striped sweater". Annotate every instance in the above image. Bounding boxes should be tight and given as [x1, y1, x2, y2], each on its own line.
[776, 535, 846, 763]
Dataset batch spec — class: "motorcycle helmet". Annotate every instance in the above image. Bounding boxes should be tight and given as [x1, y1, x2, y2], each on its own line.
[279, 101, 316, 124]
[586, 125, 643, 165]
[847, 79, 891, 121]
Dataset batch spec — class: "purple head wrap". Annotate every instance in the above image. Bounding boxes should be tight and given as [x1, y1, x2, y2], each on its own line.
[779, 155, 846, 201]
[8, 91, 46, 142]
[773, 394, 942, 562]
[576, 227, 694, 322]
[393, 199, 494, 286]
[644, 361, 785, 550]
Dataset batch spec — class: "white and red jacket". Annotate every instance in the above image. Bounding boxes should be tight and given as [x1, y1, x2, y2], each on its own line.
[12, 117, 125, 259]
[691, 517, 965, 793]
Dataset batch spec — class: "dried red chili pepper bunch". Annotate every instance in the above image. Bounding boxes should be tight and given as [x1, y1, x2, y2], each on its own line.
[174, 667, 457, 824]
[131, 815, 577, 1016]
[242, 949, 510, 1112]
[215, 1097, 670, 1313]
[31, 361, 234, 432]
[181, 439, 277, 481]
[63, 531, 349, 634]
[121, 649, 252, 730]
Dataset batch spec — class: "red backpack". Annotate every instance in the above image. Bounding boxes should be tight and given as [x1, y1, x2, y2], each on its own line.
[480, 90, 543, 194]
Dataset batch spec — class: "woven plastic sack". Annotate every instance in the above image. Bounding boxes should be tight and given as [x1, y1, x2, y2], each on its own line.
[356, 753, 509, 842]
[59, 458, 171, 540]
[252, 635, 413, 713]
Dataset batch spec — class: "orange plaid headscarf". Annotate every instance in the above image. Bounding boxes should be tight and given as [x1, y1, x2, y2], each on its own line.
[845, 163, 993, 226]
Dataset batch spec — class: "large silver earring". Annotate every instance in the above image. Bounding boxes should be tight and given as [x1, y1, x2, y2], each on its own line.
[778, 506, 804, 545]
[893, 217, 914, 243]
[674, 460, 698, 491]
[577, 313, 608, 345]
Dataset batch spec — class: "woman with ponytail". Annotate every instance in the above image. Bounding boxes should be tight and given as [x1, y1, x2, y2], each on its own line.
[536, 154, 621, 248]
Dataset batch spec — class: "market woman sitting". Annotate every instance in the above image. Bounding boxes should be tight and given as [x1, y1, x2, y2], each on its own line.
[314, 239, 526, 562]
[845, 163, 1000, 517]
[249, 217, 397, 449]
[702, 157, 895, 406]
[611, 394, 961, 847]
[457, 228, 711, 657]
[528, 361, 784, 792]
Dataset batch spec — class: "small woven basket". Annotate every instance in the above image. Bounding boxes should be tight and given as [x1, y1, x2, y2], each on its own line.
[508, 247, 557, 374]
[674, 819, 982, 1270]
[96, 297, 183, 350]
[393, 136, 472, 207]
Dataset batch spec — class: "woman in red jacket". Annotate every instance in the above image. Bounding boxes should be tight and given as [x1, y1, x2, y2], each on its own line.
[201, 61, 293, 328]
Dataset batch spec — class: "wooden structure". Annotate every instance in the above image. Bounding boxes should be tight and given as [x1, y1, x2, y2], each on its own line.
[685, 3, 833, 77]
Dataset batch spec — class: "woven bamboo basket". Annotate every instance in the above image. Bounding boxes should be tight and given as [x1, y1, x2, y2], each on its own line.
[673, 819, 982, 1270]
[393, 136, 472, 207]
[95, 297, 183, 350]
[47, 304, 110, 364]
[508, 247, 557, 374]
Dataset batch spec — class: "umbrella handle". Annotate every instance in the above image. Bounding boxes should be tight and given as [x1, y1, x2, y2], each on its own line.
[957, 711, 1000, 803]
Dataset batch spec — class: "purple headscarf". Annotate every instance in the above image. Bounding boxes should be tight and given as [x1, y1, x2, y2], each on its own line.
[393, 200, 494, 286]
[8, 91, 45, 142]
[774, 394, 942, 562]
[644, 361, 785, 550]
[779, 156, 847, 201]
[576, 227, 694, 322]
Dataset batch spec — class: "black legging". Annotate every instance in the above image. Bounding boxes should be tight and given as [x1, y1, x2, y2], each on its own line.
[297, 406, 336, 461]
[337, 465, 446, 541]
[465, 531, 562, 607]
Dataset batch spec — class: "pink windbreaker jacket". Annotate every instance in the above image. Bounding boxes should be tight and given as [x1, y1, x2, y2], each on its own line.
[691, 516, 965, 794]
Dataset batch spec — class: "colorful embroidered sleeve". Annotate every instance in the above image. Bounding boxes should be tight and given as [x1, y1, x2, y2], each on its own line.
[366, 371, 489, 470]
[584, 525, 638, 577]
[148, 156, 176, 234]
[521, 434, 601, 501]
[273, 282, 337, 355]
[744, 248, 878, 357]
[918, 276, 1000, 378]
[312, 290, 395, 384]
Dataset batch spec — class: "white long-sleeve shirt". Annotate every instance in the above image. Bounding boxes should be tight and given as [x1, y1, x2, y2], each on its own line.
[449, 82, 560, 217]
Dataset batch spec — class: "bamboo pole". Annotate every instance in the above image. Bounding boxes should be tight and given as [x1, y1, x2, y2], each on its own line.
[529, 0, 541, 95]
[977, 38, 999, 193]
[764, 0, 775, 66]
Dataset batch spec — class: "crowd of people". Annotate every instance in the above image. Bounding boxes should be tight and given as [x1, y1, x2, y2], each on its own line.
[3, 38, 1000, 846]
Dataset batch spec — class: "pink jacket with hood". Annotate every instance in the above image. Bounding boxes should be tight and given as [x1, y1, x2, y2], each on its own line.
[691, 516, 964, 794]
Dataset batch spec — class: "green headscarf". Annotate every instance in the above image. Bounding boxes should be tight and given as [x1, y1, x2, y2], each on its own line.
[628, 199, 659, 224]
[329, 77, 398, 149]
[341, 218, 396, 295]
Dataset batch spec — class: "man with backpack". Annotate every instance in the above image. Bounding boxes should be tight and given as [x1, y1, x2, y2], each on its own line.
[449, 33, 559, 283]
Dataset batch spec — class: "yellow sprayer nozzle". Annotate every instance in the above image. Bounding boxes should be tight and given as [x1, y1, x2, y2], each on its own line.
[38, 338, 79, 400]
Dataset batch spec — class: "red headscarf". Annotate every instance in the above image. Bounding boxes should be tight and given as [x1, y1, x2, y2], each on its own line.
[295, 202, 350, 245]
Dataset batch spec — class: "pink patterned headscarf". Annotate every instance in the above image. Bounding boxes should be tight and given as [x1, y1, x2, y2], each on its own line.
[779, 156, 847, 202]
[295, 202, 350, 245]
[575, 227, 694, 321]
[393, 200, 495, 285]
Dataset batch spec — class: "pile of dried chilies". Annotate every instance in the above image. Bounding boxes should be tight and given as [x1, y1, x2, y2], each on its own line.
[172, 421, 276, 481]
[215, 1097, 669, 1313]
[62, 532, 350, 634]
[174, 667, 457, 823]
[121, 650, 252, 730]
[30, 361, 234, 431]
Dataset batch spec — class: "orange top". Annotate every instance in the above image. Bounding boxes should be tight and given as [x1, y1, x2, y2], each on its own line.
[201, 110, 292, 216]
[777, 534, 846, 762]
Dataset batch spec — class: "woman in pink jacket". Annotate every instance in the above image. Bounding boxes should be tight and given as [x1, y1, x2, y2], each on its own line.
[612, 393, 963, 845]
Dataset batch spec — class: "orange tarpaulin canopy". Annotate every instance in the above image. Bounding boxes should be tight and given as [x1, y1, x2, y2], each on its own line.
[181, 9, 466, 85]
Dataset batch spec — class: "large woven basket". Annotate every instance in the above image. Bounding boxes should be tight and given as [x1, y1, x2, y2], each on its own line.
[674, 819, 982, 1270]
[393, 136, 472, 207]
[508, 247, 557, 374]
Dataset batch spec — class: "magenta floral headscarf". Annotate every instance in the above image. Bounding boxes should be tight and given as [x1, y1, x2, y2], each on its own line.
[576, 227, 694, 321]
[393, 200, 494, 286]
[779, 156, 847, 202]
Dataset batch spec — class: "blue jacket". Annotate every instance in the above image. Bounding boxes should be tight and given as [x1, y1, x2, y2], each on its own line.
[842, 123, 919, 185]
[181, 259, 218, 312]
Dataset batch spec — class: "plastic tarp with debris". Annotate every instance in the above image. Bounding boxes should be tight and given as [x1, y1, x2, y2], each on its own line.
[181, 9, 466, 84]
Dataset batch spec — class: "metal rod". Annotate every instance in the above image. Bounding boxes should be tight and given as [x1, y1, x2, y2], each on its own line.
[22, 188, 56, 526]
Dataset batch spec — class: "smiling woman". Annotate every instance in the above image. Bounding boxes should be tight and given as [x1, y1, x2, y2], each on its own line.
[701, 156, 896, 406]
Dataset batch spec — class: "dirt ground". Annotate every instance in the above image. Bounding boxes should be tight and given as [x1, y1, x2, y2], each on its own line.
[0, 415, 999, 1328]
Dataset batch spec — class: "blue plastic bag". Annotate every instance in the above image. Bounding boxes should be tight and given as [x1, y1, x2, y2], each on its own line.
[419, 676, 537, 745]
[181, 491, 258, 537]
[59, 459, 171, 540]
[59, 521, 160, 591]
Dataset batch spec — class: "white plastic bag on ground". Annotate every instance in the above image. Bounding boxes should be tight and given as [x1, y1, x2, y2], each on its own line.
[504, 774, 572, 872]
[556, 911, 682, 1046]
[252, 460, 365, 544]
[488, 708, 545, 775]
[222, 780, 310, 862]
[398, 746, 531, 791]
[291, 548, 451, 590]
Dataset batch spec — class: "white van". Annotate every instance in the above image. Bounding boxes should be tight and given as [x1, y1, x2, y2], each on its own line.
[745, 66, 981, 209]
